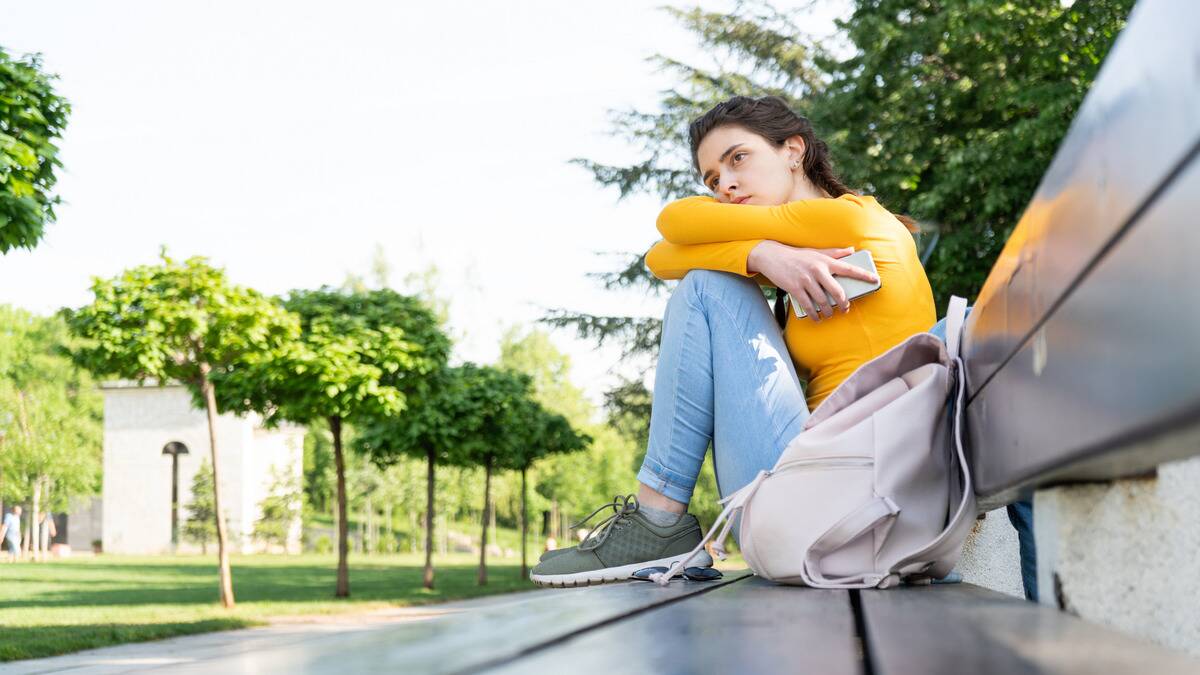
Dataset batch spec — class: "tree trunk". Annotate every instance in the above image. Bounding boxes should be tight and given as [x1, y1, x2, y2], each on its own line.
[330, 415, 350, 597]
[199, 366, 235, 608]
[478, 456, 492, 586]
[423, 447, 436, 589]
[521, 466, 528, 579]
[366, 495, 374, 554]
[385, 503, 393, 554]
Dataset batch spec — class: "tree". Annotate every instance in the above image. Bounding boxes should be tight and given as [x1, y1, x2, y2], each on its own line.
[63, 252, 298, 608]
[354, 364, 473, 590]
[0, 306, 101, 559]
[511, 406, 590, 578]
[255, 465, 302, 552]
[183, 458, 217, 554]
[0, 48, 70, 253]
[213, 287, 450, 597]
[302, 426, 335, 516]
[448, 365, 538, 586]
[496, 326, 598, 573]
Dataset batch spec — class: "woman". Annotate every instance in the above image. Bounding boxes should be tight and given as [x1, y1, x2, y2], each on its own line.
[530, 95, 944, 588]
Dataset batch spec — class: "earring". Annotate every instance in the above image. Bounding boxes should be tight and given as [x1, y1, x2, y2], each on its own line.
[790, 160, 800, 170]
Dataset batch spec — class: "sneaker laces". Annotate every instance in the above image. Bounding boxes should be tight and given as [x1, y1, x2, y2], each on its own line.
[571, 494, 640, 552]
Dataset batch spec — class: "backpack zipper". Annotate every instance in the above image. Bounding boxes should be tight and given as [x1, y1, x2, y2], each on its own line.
[770, 456, 873, 474]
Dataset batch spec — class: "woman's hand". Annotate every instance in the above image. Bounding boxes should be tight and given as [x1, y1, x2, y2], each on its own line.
[747, 241, 880, 323]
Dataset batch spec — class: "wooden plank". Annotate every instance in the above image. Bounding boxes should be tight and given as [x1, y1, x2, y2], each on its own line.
[483, 576, 862, 675]
[860, 584, 1200, 675]
[93, 572, 753, 674]
[967, 147, 1200, 508]
[961, 0, 1200, 506]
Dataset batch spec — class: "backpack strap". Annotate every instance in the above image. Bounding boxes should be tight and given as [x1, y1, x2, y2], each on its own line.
[889, 352, 977, 580]
[799, 496, 901, 589]
[945, 295, 968, 361]
[651, 469, 770, 586]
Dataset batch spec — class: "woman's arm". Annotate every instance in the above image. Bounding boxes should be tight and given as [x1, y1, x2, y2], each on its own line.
[648, 237, 881, 321]
[644, 238, 767, 282]
[657, 195, 874, 248]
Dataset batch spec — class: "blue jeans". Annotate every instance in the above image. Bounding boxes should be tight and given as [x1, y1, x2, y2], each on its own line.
[637, 270, 1037, 598]
[637, 270, 810, 504]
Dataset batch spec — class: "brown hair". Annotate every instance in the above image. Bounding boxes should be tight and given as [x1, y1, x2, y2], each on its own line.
[688, 95, 919, 234]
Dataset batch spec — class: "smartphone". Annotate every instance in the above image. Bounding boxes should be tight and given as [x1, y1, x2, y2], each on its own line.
[789, 249, 882, 318]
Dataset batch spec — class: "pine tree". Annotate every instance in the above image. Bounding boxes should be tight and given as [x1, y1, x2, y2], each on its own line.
[183, 459, 217, 555]
[254, 466, 302, 552]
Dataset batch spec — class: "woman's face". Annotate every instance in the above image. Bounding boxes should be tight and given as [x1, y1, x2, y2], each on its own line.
[696, 125, 803, 206]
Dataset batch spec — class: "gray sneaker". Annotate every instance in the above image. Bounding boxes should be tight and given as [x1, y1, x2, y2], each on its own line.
[529, 495, 712, 587]
[538, 547, 570, 563]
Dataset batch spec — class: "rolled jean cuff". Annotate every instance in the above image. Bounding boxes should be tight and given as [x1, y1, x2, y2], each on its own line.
[637, 456, 696, 505]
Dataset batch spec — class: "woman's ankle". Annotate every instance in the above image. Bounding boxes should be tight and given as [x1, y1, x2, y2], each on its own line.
[637, 482, 687, 514]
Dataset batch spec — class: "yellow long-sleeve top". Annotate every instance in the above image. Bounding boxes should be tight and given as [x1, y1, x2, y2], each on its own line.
[645, 194, 936, 412]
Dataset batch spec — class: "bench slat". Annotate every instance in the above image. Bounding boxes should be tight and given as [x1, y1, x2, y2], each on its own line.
[122, 572, 754, 674]
[967, 150, 1200, 508]
[484, 575, 862, 675]
[860, 584, 1200, 674]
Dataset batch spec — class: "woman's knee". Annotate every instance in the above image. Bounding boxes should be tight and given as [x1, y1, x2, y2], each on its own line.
[676, 269, 759, 301]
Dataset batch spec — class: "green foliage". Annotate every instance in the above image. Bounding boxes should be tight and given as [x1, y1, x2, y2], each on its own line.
[214, 287, 450, 428]
[61, 251, 299, 398]
[0, 305, 101, 506]
[301, 426, 335, 513]
[814, 0, 1134, 310]
[357, 364, 576, 472]
[183, 459, 216, 550]
[0, 48, 70, 254]
[254, 466, 301, 550]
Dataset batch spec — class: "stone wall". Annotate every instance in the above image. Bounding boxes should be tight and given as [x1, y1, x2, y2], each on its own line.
[101, 382, 303, 554]
[955, 506, 1025, 598]
[1034, 454, 1200, 656]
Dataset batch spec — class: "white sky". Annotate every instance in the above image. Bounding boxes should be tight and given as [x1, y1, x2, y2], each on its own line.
[0, 1, 845, 414]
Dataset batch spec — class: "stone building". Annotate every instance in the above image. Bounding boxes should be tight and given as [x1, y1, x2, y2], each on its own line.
[96, 380, 304, 555]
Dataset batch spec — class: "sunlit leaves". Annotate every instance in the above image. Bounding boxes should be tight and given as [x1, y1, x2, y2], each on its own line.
[0, 49, 69, 253]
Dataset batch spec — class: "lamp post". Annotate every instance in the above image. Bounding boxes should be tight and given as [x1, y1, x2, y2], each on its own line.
[162, 442, 189, 552]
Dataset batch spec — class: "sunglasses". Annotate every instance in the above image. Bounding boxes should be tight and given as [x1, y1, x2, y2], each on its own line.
[630, 566, 724, 582]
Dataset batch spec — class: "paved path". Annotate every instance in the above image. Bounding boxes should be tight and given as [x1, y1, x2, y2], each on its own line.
[0, 589, 546, 675]
[0, 575, 742, 675]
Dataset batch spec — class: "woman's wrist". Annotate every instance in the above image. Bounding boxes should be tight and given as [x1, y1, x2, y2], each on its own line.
[746, 240, 775, 275]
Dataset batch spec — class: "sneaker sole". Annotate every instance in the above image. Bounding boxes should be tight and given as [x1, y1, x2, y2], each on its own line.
[529, 551, 715, 588]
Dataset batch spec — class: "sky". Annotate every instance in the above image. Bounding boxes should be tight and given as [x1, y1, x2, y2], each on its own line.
[0, 1, 845, 415]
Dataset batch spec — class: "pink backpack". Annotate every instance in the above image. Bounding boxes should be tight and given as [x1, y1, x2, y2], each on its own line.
[654, 297, 975, 588]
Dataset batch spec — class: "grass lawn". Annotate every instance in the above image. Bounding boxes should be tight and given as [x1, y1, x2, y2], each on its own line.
[0, 553, 541, 662]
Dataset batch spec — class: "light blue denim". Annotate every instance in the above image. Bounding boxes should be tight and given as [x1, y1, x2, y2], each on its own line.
[636, 270, 810, 504]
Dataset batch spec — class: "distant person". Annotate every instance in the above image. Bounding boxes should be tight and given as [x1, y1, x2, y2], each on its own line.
[39, 510, 57, 558]
[1, 505, 22, 562]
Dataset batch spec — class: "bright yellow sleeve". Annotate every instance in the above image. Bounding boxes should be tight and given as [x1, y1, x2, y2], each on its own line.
[645, 239, 767, 282]
[657, 195, 874, 248]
